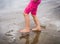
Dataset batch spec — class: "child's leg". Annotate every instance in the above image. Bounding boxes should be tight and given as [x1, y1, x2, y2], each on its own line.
[32, 15, 41, 31]
[20, 13, 30, 32]
[24, 13, 30, 29]
[31, 6, 41, 31]
[20, 4, 31, 32]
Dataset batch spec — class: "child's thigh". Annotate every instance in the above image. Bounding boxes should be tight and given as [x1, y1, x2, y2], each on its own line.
[31, 8, 37, 16]
[24, 7, 31, 14]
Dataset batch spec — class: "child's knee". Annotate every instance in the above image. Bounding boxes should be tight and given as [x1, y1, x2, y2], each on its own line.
[32, 14, 37, 18]
[23, 13, 29, 16]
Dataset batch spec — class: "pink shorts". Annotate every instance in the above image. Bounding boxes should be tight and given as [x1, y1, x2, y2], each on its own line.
[24, 0, 41, 16]
[24, 6, 37, 16]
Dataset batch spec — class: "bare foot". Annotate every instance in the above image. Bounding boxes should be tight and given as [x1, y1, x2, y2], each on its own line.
[19, 29, 30, 33]
[32, 27, 41, 32]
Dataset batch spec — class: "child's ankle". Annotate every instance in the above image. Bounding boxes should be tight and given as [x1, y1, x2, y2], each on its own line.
[25, 27, 30, 29]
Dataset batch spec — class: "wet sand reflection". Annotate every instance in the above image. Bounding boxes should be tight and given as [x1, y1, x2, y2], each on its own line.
[20, 33, 29, 44]
[31, 32, 41, 44]
[19, 32, 41, 44]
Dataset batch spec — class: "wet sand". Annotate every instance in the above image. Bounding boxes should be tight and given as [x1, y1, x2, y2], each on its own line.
[0, 27, 60, 44]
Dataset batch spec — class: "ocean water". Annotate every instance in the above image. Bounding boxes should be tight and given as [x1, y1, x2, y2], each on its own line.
[0, 0, 51, 12]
